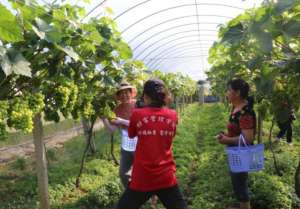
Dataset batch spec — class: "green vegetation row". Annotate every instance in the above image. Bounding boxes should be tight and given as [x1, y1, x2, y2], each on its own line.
[1, 104, 299, 209]
[176, 104, 300, 209]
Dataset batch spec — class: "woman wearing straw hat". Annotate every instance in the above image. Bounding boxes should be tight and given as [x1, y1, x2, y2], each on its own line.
[116, 78, 187, 209]
[102, 82, 138, 188]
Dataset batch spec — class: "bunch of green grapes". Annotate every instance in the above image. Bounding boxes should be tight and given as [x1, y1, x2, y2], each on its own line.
[54, 85, 72, 109]
[60, 84, 78, 118]
[7, 98, 34, 133]
[27, 93, 45, 114]
[100, 104, 116, 121]
[54, 81, 79, 113]
[82, 102, 95, 119]
[70, 86, 90, 120]
[43, 80, 79, 121]
[45, 80, 79, 122]
[67, 84, 78, 110]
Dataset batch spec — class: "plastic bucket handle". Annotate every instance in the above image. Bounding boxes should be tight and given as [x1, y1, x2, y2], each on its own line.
[238, 134, 249, 150]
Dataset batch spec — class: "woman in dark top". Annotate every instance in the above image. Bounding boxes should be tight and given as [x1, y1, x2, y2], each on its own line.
[216, 78, 256, 209]
[274, 100, 295, 146]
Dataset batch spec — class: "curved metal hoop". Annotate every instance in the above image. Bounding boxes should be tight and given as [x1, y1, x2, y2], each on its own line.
[129, 23, 218, 49]
[133, 29, 217, 52]
[135, 33, 215, 59]
[144, 47, 209, 61]
[127, 14, 230, 44]
[150, 48, 208, 70]
[114, 0, 153, 20]
[142, 35, 213, 60]
[143, 39, 211, 64]
[117, 3, 242, 34]
[149, 48, 206, 69]
[148, 44, 211, 69]
[161, 58, 205, 73]
[114, 1, 242, 20]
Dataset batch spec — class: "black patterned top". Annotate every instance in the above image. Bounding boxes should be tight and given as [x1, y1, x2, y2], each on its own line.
[226, 104, 256, 139]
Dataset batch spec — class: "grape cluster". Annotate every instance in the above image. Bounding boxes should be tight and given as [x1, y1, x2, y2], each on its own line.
[97, 104, 116, 121]
[27, 93, 45, 113]
[7, 98, 34, 133]
[44, 80, 79, 121]
[0, 94, 46, 139]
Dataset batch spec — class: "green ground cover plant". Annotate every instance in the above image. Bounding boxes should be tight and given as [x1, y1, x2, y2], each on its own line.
[0, 104, 299, 209]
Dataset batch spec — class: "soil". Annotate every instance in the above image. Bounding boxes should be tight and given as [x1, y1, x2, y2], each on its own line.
[0, 122, 103, 164]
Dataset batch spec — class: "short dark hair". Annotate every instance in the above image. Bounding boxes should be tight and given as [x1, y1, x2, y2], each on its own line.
[227, 78, 249, 99]
[143, 78, 168, 107]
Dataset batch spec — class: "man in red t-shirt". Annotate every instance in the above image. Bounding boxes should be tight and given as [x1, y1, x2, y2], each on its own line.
[116, 79, 187, 209]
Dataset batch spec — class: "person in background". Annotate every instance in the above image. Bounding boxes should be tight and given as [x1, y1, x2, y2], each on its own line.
[116, 78, 187, 209]
[216, 78, 256, 209]
[102, 82, 138, 188]
[274, 100, 296, 146]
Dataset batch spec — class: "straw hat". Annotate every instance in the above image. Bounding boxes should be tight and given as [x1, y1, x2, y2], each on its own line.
[115, 82, 137, 98]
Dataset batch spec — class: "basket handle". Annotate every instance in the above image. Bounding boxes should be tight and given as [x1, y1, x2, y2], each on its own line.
[238, 134, 249, 149]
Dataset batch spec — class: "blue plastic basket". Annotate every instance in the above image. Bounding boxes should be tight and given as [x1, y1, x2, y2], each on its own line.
[226, 134, 264, 173]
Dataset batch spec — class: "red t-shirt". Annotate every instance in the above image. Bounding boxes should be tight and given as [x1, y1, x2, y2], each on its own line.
[128, 107, 178, 191]
[114, 101, 136, 129]
[114, 101, 136, 120]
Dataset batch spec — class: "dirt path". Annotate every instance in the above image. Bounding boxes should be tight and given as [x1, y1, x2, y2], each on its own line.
[0, 122, 103, 164]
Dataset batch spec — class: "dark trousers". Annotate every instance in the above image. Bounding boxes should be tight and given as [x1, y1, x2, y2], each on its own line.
[119, 149, 135, 188]
[230, 172, 249, 202]
[116, 185, 188, 209]
[277, 121, 292, 143]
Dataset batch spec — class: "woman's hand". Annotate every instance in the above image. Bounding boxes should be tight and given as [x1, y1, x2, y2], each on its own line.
[216, 131, 227, 144]
[217, 133, 230, 144]
[111, 117, 129, 127]
[101, 118, 118, 133]
[110, 117, 121, 125]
